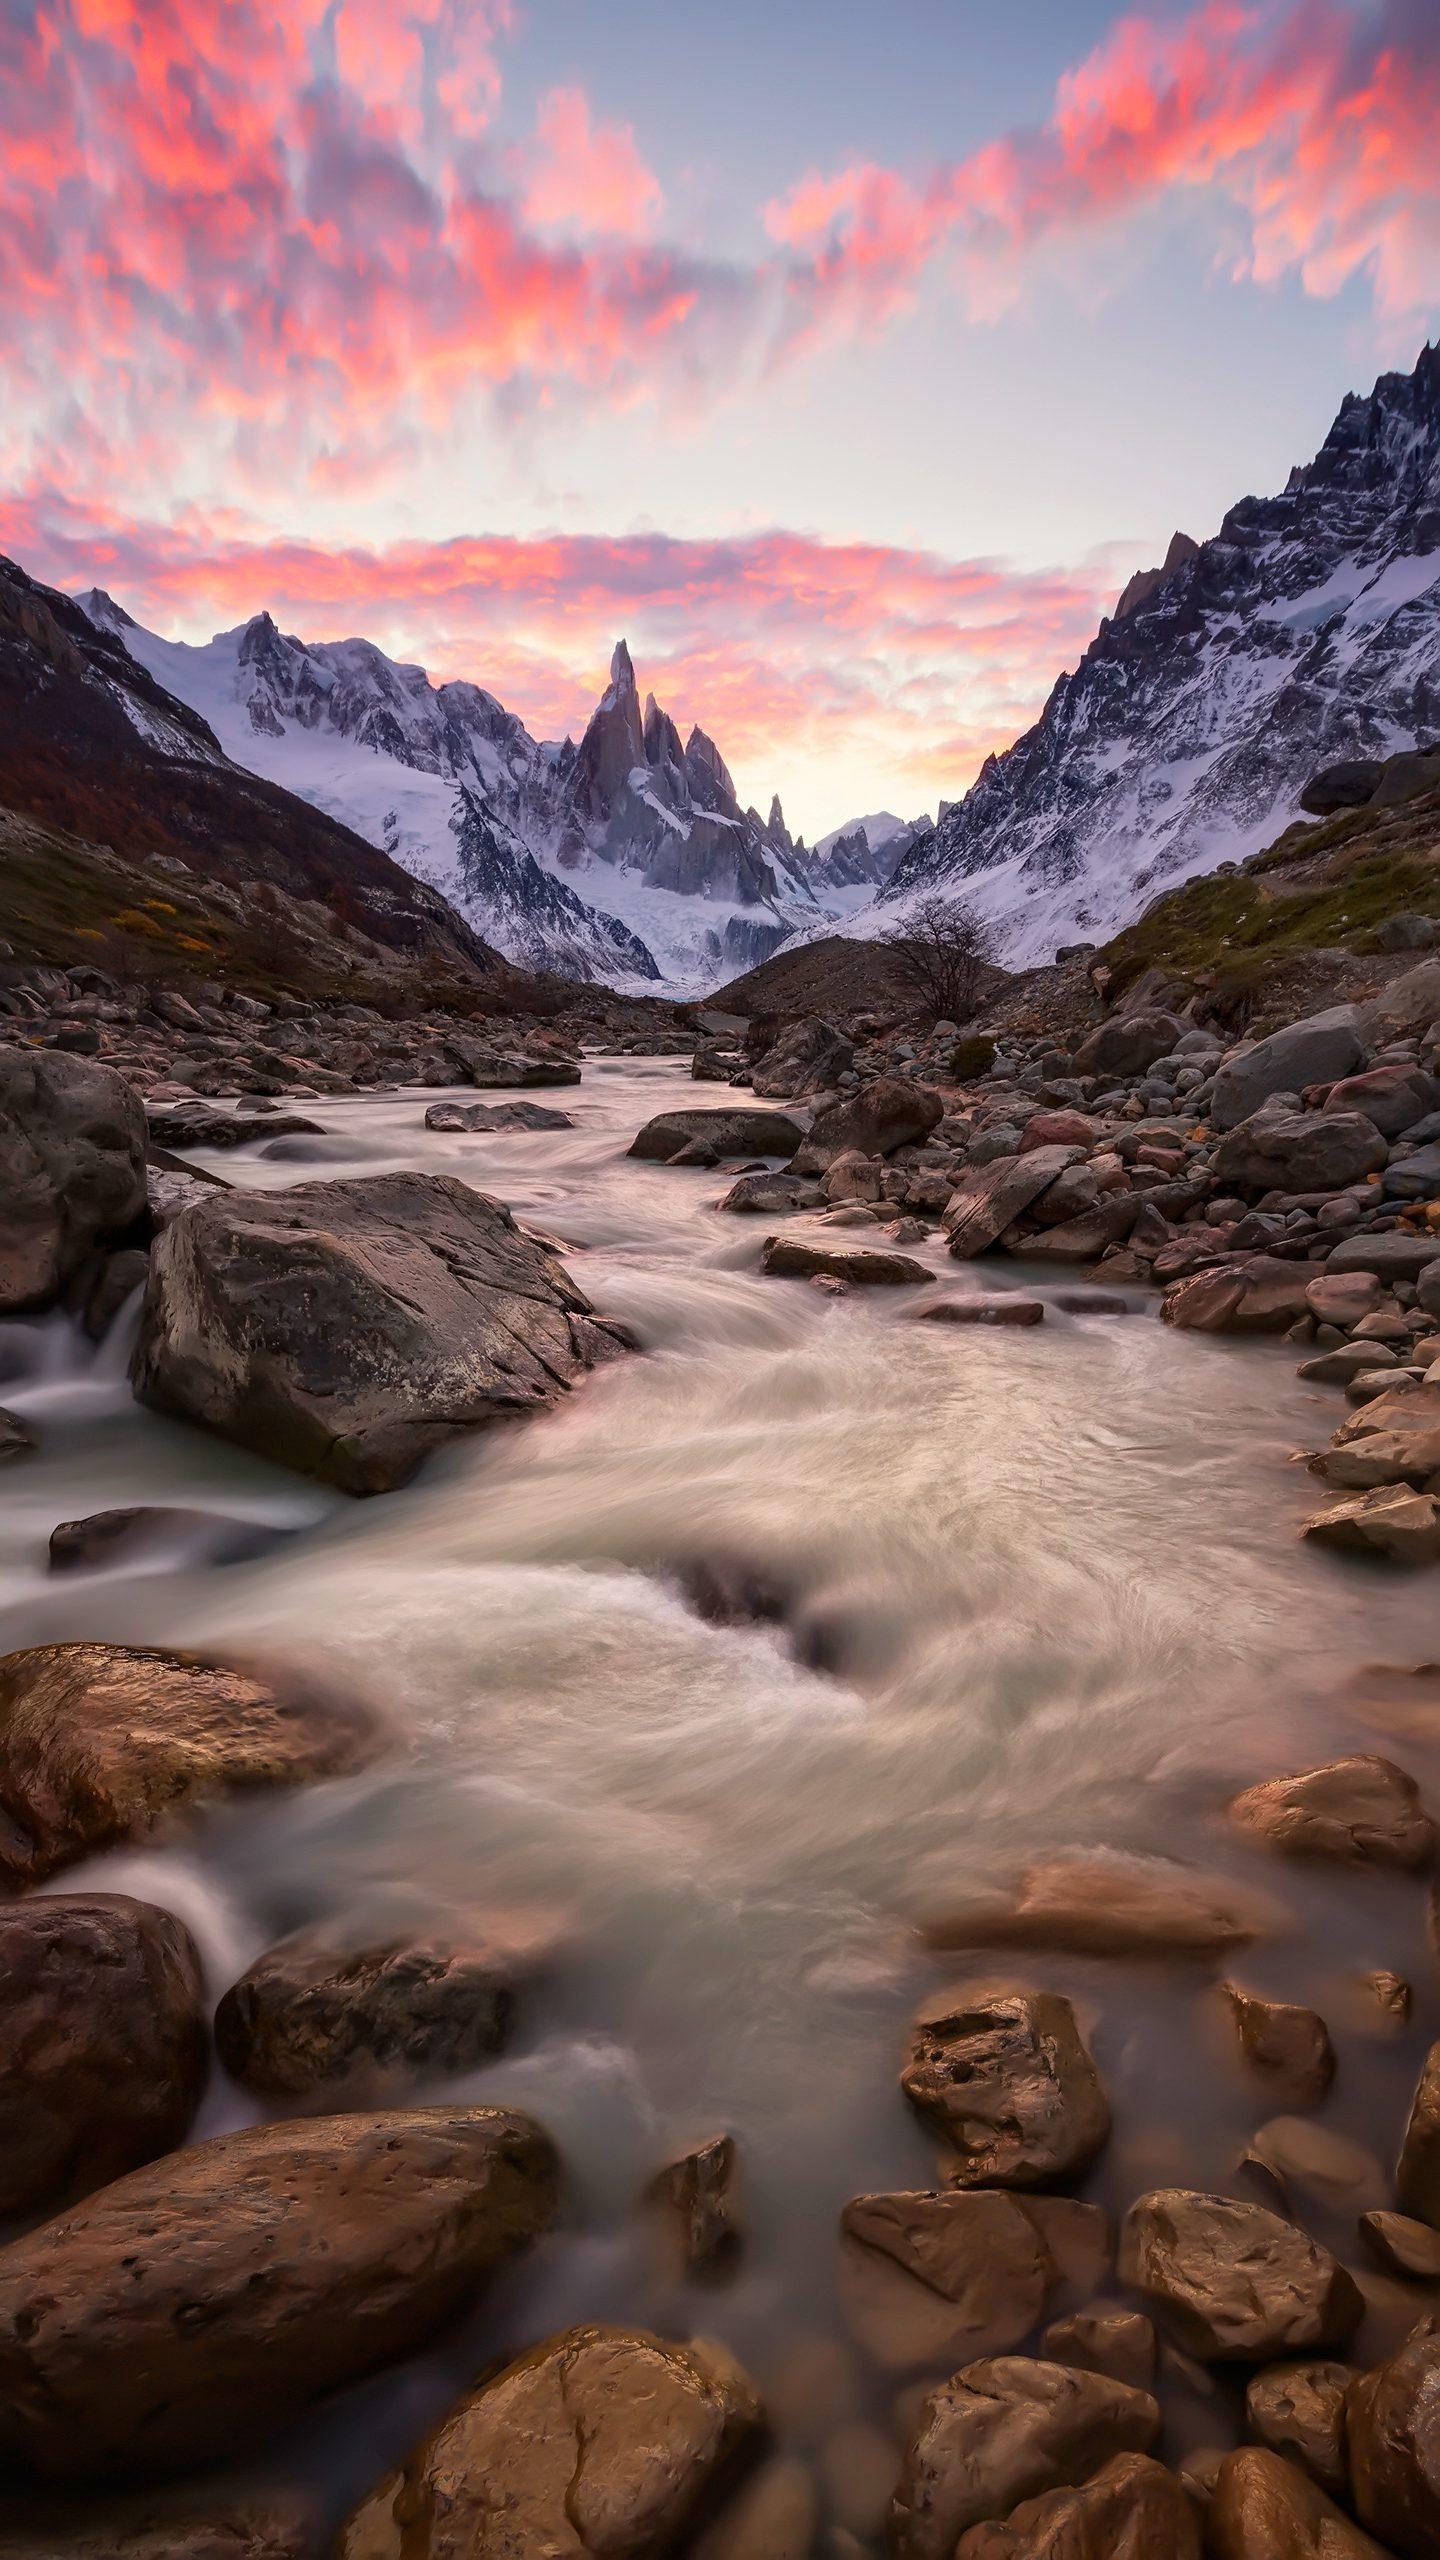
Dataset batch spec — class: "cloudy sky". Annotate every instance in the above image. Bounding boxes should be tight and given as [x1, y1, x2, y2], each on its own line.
[3, 0, 1437, 836]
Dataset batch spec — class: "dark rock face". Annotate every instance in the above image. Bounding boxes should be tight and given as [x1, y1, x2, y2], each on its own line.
[0, 1046, 147, 1313]
[1212, 1107, 1387, 1194]
[132, 1173, 623, 1494]
[0, 2108, 558, 2479]
[1118, 2191, 1362, 2361]
[214, 1929, 518, 2099]
[647, 2133, 741, 2279]
[47, 1506, 291, 1574]
[0, 2494, 322, 2558]
[0, 1895, 207, 2215]
[335, 2323, 764, 2558]
[750, 1017, 854, 1098]
[0, 1641, 385, 1885]
[794, 1077, 943, 1169]
[891, 2357, 1160, 2559]
[146, 1103, 324, 1149]
[628, 1107, 804, 1163]
[423, 1099, 574, 1132]
[902, 1990, 1110, 2188]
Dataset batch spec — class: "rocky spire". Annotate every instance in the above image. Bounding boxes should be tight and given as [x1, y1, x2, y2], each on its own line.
[570, 638, 645, 819]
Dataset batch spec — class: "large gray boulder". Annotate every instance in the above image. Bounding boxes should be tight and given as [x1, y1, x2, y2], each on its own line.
[628, 1107, 804, 1162]
[131, 1173, 625, 1494]
[1072, 1013, 1183, 1079]
[750, 1016, 853, 1097]
[1211, 1009, 1363, 1130]
[1212, 1107, 1387, 1195]
[944, 1148, 1084, 1259]
[0, 1046, 147, 1312]
[794, 1077, 943, 1170]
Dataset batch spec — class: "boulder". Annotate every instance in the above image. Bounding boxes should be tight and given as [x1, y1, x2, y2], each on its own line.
[794, 1078, 943, 1171]
[646, 2133, 741, 2279]
[0, 1895, 206, 2215]
[1244, 2363, 1352, 2497]
[131, 1173, 623, 1494]
[911, 1294, 1046, 1326]
[1386, 1142, 1440, 1200]
[750, 1017, 853, 1097]
[891, 2357, 1160, 2559]
[0, 1641, 384, 1885]
[1303, 1486, 1440, 1565]
[1210, 2447, 1388, 2558]
[1211, 1011, 1364, 1131]
[953, 2452, 1197, 2557]
[214, 1926, 521, 2100]
[944, 1149, 1084, 1259]
[1299, 759, 1384, 815]
[1315, 1427, 1440, 1493]
[423, 1100, 574, 1132]
[1347, 2325, 1440, 2553]
[334, 2324, 762, 2559]
[1305, 1270, 1383, 1328]
[1359, 2211, 1440, 2279]
[1212, 1108, 1387, 1196]
[902, 1990, 1110, 2188]
[1072, 1014, 1183, 1078]
[0, 2107, 556, 2479]
[759, 1236, 929, 1285]
[717, 1172, 817, 1214]
[450, 1046, 580, 1088]
[1040, 2310, 1155, 2390]
[1227, 1755, 1434, 1868]
[1162, 1254, 1317, 1333]
[1355, 957, 1440, 1043]
[628, 1108, 803, 1163]
[1326, 1234, 1440, 1282]
[840, 2189, 1057, 2369]
[1118, 2191, 1362, 2361]
[0, 1047, 147, 1313]
[146, 1103, 324, 1149]
[46, 1506, 290, 1574]
[0, 1410, 35, 1463]
[921, 1855, 1273, 1960]
[1324, 1066, 1438, 1137]
[1397, 2044, 1440, 2226]
[0, 2494, 321, 2558]
[1223, 1983, 1334, 2107]
[1018, 1112, 1098, 1153]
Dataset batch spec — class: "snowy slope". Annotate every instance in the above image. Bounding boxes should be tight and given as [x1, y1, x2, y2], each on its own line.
[876, 342, 1440, 964]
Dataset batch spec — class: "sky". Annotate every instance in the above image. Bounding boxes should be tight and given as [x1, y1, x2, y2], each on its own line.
[2, 0, 1438, 840]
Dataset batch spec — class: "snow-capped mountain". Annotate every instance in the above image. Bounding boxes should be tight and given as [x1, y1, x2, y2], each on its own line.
[76, 599, 847, 989]
[803, 811, 932, 897]
[881, 341, 1440, 963]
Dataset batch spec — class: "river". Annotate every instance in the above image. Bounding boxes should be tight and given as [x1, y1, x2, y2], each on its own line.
[2, 1055, 1437, 2543]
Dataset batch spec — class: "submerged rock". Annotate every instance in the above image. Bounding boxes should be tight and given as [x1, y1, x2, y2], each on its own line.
[902, 1990, 1110, 2188]
[146, 1103, 324, 1149]
[0, 2108, 557, 2479]
[1222, 1984, 1335, 2107]
[1039, 2309, 1156, 2391]
[46, 1505, 291, 1574]
[0, 1409, 35, 1464]
[921, 1856, 1273, 1959]
[628, 1107, 803, 1162]
[953, 2452, 1199, 2557]
[214, 1927, 521, 2100]
[760, 1236, 929, 1285]
[1227, 1755, 1434, 1868]
[794, 1078, 943, 1171]
[0, 1640, 384, 1885]
[840, 2189, 1059, 2369]
[910, 1294, 1046, 1326]
[335, 2324, 763, 2558]
[132, 1172, 625, 1494]
[0, 1047, 147, 1313]
[0, 1894, 206, 2215]
[423, 1098, 575, 1132]
[1303, 1485, 1440, 1566]
[1359, 2209, 1440, 2279]
[891, 2356, 1160, 2559]
[1118, 2190, 1362, 2361]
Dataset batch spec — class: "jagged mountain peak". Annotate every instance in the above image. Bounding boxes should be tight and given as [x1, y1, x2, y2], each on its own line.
[1113, 531, 1200, 622]
[606, 637, 637, 701]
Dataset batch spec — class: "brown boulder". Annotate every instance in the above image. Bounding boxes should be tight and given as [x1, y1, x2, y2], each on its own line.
[1397, 2044, 1440, 2227]
[1360, 2211, 1440, 2280]
[1040, 2309, 1155, 2390]
[335, 2323, 763, 2559]
[953, 2453, 1199, 2558]
[794, 1078, 943, 1171]
[1227, 1755, 1434, 1869]
[840, 2188, 1057, 2370]
[0, 2493, 321, 2558]
[1245, 2363, 1352, 2497]
[214, 1926, 520, 2100]
[1223, 1983, 1335, 2108]
[1162, 1254, 1319, 1333]
[1018, 1112, 1098, 1153]
[0, 1641, 384, 1886]
[1303, 1486, 1440, 1567]
[910, 1294, 1046, 1326]
[0, 2107, 556, 2479]
[647, 2133, 741, 2279]
[1072, 1013, 1182, 1078]
[902, 1990, 1109, 2188]
[759, 1234, 928, 1285]
[0, 1894, 206, 2215]
[1211, 2447, 1389, 2558]
[1347, 2324, 1440, 2553]
[944, 1148, 1084, 1259]
[921, 1855, 1274, 1960]
[891, 2356, 1160, 2559]
[628, 1107, 804, 1163]
[1118, 2191, 1362, 2362]
[0, 1046, 147, 1314]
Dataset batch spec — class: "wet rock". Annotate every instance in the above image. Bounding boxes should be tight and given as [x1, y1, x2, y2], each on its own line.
[921, 1856, 1274, 1960]
[1244, 2362, 1352, 2497]
[1397, 2045, 1440, 2227]
[0, 1409, 35, 1463]
[840, 2189, 1056, 2368]
[647, 2132, 741, 2279]
[452, 1047, 580, 1089]
[423, 1099, 574, 1132]
[751, 1017, 854, 1098]
[335, 2323, 762, 2559]
[1211, 2447, 1387, 2558]
[629, 1107, 803, 1162]
[890, 2356, 1160, 2559]
[146, 1103, 324, 1148]
[0, 1047, 147, 1313]
[1210, 1011, 1364, 1132]
[953, 2452, 1200, 2558]
[902, 1989, 1110, 2188]
[1162, 1253, 1318, 1333]
[1346, 2324, 1440, 2553]
[1118, 2191, 1362, 2361]
[1040, 2308, 1156, 2389]
[0, 1894, 206, 2215]
[0, 2106, 556, 2479]
[132, 1173, 623, 1495]
[717, 1171, 818, 1214]
[1227, 1755, 1434, 1869]
[214, 1926, 521, 2100]
[1213, 1109, 1387, 1195]
[760, 1236, 928, 1285]
[1223, 1984, 1335, 2107]
[1073, 1014, 1184, 1079]
[910, 1293, 1046, 1326]
[47, 1505, 291, 1574]
[1249, 2118, 1385, 2213]
[794, 1078, 944, 1171]
[0, 2491, 322, 2558]
[944, 1148, 1085, 1259]
[0, 1640, 384, 1885]
[1304, 1486, 1440, 1566]
[1360, 2211, 1440, 2280]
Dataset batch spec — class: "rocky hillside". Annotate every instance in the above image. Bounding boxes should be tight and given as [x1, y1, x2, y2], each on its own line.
[883, 343, 1440, 964]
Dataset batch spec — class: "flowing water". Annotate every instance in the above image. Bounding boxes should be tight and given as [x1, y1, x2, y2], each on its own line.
[3, 1056, 1439, 2543]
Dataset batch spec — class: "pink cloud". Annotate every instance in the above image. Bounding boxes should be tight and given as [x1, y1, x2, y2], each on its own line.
[522, 87, 663, 237]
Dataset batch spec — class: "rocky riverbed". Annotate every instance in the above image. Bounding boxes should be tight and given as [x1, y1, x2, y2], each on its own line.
[3, 999, 1440, 2553]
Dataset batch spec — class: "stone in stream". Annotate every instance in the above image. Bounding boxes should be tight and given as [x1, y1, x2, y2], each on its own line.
[793, 1077, 943, 1171]
[890, 2357, 1161, 2560]
[1305, 1270, 1384, 1328]
[759, 1235, 929, 1285]
[0, 2494, 323, 2558]
[952, 2453, 1199, 2558]
[1162, 1254, 1319, 1333]
[901, 1990, 1110, 2188]
[1117, 2192, 1362, 2361]
[920, 1855, 1276, 1959]
[0, 1046, 148, 1313]
[1039, 2309, 1156, 2390]
[131, 1172, 627, 1494]
[910, 1294, 1046, 1326]
[0, 1895, 206, 2215]
[423, 1098, 575, 1132]
[1226, 1755, 1435, 1868]
[0, 1409, 35, 1463]
[839, 2189, 1067, 2372]
[0, 2107, 556, 2479]
[1396, 2044, 1440, 2227]
[1303, 1485, 1440, 1565]
[1222, 1983, 1335, 2108]
[1244, 2362, 1353, 2498]
[46, 1505, 293, 1574]
[717, 1171, 819, 1213]
[1347, 2324, 1440, 2553]
[1360, 2210, 1440, 2279]
[627, 1106, 804, 1162]
[0, 1641, 385, 1886]
[1209, 2447, 1388, 2559]
[646, 2132, 742, 2279]
[942, 1148, 1084, 1259]
[334, 2324, 763, 2559]
[145, 1102, 325, 1148]
[214, 1926, 525, 2099]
